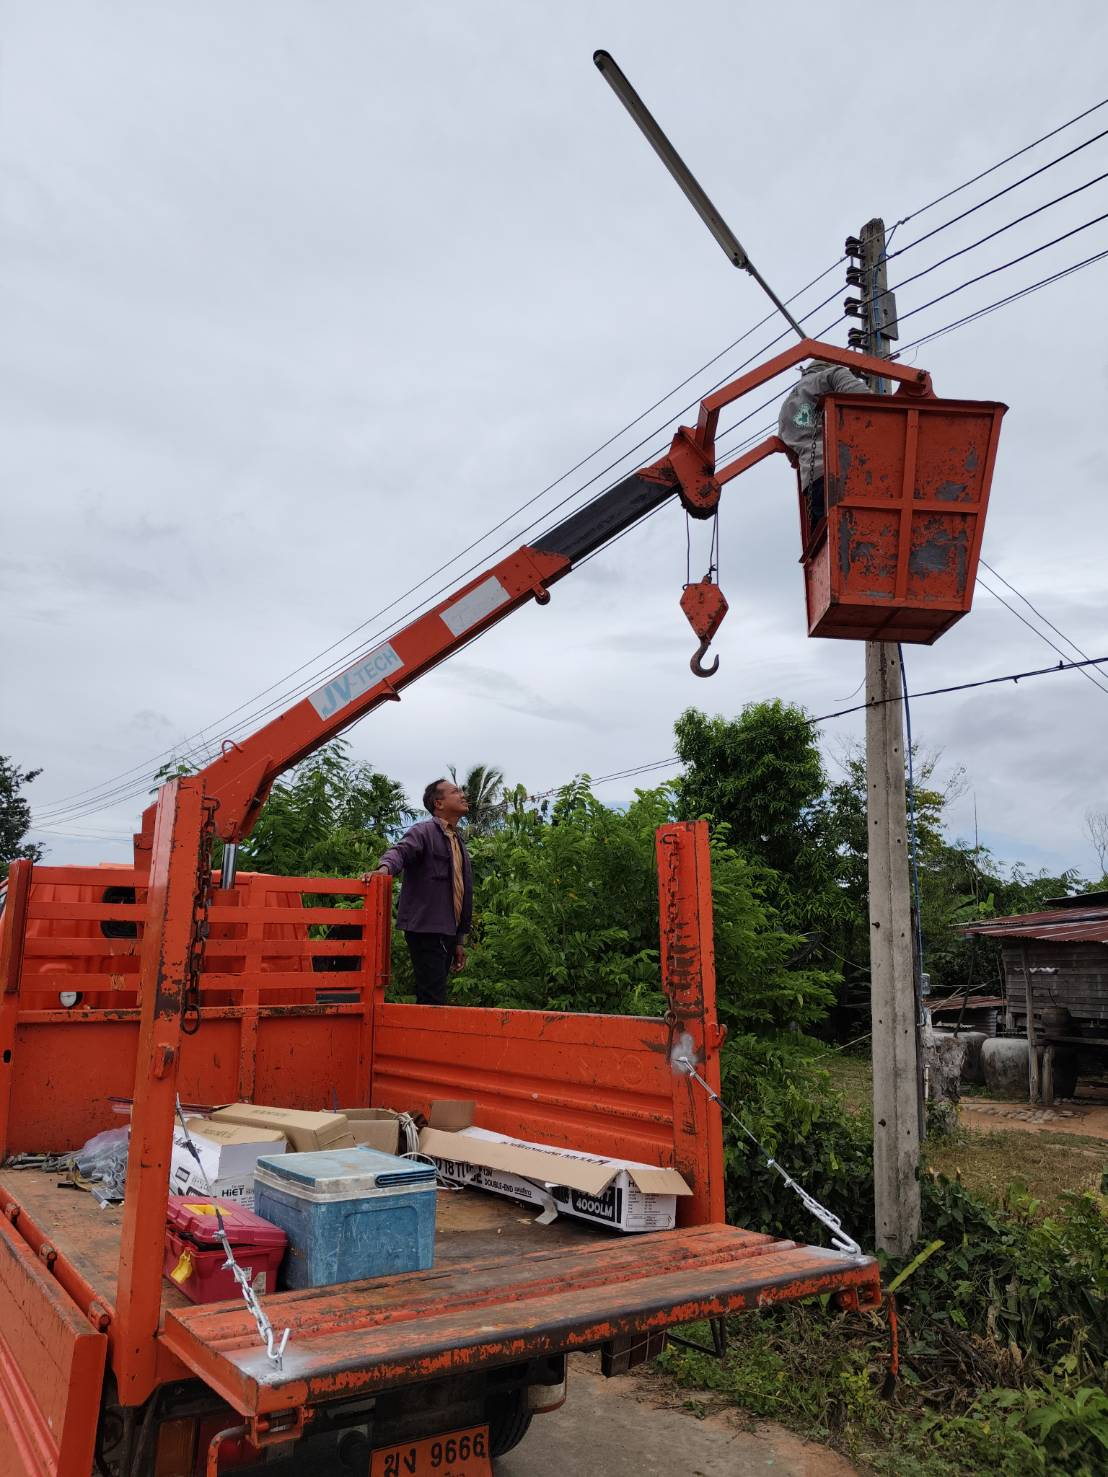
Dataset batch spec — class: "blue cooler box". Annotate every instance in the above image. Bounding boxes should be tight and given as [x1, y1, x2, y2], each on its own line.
[253, 1147, 437, 1289]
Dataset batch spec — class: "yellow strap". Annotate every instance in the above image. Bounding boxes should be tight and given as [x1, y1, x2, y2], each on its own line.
[169, 1249, 194, 1285]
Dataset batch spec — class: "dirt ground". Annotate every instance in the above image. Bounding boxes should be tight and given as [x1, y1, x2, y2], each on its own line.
[958, 1095, 1108, 1140]
[498, 1355, 860, 1477]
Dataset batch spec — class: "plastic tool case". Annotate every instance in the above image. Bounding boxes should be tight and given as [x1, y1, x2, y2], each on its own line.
[163, 1194, 288, 1304]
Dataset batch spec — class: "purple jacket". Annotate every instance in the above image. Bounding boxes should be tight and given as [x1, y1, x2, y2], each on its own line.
[378, 819, 473, 942]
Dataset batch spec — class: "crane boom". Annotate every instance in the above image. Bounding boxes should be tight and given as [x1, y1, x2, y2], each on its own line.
[133, 338, 931, 859]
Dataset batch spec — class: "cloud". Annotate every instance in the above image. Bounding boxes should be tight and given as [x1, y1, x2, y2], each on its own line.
[6, 1, 1108, 885]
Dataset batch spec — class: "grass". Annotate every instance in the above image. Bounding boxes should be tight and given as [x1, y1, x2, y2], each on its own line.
[644, 1051, 1108, 1477]
[825, 1051, 1107, 1217]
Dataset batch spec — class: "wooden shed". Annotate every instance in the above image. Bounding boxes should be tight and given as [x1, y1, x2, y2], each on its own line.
[963, 890, 1108, 1034]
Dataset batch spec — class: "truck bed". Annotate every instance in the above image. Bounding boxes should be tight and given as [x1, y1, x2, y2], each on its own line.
[1, 1169, 880, 1419]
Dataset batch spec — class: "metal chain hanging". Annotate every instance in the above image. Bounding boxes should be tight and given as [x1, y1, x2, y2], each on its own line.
[181, 799, 217, 1035]
[174, 1099, 291, 1368]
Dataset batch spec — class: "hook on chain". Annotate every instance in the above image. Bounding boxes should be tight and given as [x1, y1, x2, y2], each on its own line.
[690, 638, 720, 678]
[680, 579, 728, 680]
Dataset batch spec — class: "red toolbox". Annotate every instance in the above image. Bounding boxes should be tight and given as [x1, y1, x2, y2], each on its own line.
[164, 1194, 287, 1304]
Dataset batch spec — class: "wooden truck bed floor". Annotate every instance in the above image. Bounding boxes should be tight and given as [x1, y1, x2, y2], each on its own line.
[0, 1171, 882, 1420]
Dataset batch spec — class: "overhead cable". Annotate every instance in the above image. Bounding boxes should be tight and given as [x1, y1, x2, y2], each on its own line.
[527, 653, 1108, 799]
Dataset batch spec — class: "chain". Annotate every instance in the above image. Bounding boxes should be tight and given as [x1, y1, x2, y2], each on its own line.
[673, 1054, 863, 1258]
[174, 1099, 291, 1368]
[181, 800, 217, 1036]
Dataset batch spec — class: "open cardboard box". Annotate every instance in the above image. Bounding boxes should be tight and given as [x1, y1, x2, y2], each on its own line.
[420, 1102, 691, 1232]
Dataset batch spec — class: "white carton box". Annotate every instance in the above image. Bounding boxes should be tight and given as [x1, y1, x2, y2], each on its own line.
[419, 1124, 691, 1232]
[169, 1118, 286, 1209]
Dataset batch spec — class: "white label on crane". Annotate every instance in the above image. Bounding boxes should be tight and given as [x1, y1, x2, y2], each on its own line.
[440, 577, 511, 638]
[308, 642, 404, 720]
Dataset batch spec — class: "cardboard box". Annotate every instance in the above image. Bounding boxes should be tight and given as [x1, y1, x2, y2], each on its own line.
[211, 1103, 356, 1153]
[341, 1108, 402, 1155]
[419, 1122, 691, 1233]
[169, 1118, 286, 1209]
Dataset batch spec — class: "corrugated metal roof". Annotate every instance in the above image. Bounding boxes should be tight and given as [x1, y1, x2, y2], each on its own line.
[963, 905, 1108, 944]
[929, 995, 1006, 1012]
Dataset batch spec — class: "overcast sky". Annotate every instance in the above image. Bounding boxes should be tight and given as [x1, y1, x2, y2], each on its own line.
[3, 1, 1107, 881]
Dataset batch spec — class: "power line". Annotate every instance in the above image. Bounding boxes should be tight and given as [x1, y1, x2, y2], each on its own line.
[888, 123, 1108, 262]
[40, 186, 1108, 823]
[33, 108, 1108, 827]
[888, 169, 1108, 297]
[890, 96, 1108, 229]
[976, 577, 1108, 698]
[979, 558, 1104, 674]
[527, 653, 1108, 799]
[31, 259, 848, 824]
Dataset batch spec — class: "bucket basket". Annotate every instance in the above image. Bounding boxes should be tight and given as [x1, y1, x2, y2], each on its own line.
[802, 392, 1007, 643]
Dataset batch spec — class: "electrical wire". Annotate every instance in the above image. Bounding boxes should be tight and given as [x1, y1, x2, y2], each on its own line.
[39, 185, 1108, 824]
[31, 260, 849, 824]
[33, 107, 1108, 827]
[977, 577, 1108, 697]
[981, 558, 1105, 662]
[526, 653, 1108, 799]
[887, 123, 1108, 262]
[889, 96, 1108, 229]
[978, 560, 1108, 698]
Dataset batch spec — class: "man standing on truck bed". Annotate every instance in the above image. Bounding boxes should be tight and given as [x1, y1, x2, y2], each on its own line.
[369, 779, 472, 1004]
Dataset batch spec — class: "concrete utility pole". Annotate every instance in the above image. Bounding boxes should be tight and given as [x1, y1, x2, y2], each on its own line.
[854, 218, 922, 1255]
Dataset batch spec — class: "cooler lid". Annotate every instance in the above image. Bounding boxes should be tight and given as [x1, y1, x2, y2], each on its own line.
[166, 1194, 288, 1251]
[255, 1146, 436, 1194]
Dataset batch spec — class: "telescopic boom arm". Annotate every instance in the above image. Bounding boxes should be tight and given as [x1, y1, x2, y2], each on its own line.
[134, 340, 931, 857]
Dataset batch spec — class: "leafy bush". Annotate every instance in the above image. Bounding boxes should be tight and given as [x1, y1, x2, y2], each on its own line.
[441, 781, 837, 1030]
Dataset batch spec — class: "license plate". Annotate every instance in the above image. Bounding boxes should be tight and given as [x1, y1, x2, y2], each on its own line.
[370, 1423, 492, 1477]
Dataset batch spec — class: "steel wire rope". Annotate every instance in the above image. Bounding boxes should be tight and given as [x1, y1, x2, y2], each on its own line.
[35, 123, 1108, 824]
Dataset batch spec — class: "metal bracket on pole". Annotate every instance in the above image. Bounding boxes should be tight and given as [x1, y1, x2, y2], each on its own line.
[593, 51, 805, 341]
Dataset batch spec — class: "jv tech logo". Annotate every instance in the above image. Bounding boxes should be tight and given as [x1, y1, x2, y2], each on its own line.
[308, 642, 404, 719]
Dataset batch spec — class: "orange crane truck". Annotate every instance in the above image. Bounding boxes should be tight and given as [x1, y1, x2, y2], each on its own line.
[0, 337, 1003, 1477]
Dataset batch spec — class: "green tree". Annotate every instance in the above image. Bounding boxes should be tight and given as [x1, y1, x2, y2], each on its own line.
[672, 703, 851, 951]
[450, 763, 508, 837]
[238, 740, 411, 877]
[449, 777, 835, 1031]
[1, 756, 45, 876]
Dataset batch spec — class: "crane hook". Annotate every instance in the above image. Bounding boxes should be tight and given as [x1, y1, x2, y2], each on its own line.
[690, 638, 720, 678]
[680, 578, 728, 680]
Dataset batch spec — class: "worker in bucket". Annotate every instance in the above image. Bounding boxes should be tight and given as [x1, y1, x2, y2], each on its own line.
[777, 360, 871, 536]
[368, 779, 472, 1005]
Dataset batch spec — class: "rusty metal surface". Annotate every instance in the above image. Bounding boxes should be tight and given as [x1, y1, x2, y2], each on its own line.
[371, 1003, 682, 1168]
[807, 393, 1006, 643]
[964, 909, 1108, 943]
[656, 823, 725, 1226]
[114, 779, 211, 1405]
[0, 1206, 106, 1477]
[161, 1223, 879, 1416]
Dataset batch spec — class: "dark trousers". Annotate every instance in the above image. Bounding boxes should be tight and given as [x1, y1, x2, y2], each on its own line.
[806, 475, 826, 530]
[405, 931, 455, 1005]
